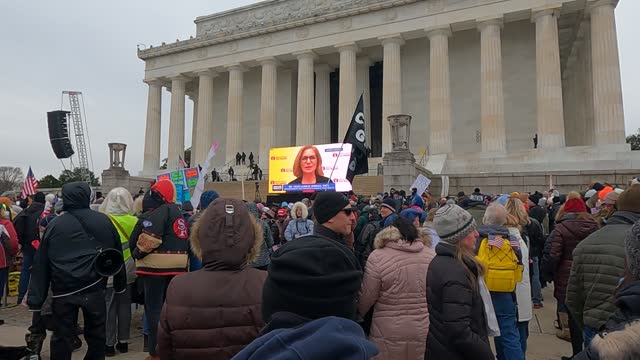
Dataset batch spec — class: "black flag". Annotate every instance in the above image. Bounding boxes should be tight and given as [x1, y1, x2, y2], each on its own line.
[343, 94, 368, 182]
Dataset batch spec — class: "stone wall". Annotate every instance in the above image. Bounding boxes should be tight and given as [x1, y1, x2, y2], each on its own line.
[440, 170, 637, 197]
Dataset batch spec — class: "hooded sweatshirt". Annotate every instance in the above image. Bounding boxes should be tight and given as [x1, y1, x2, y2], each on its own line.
[27, 182, 126, 310]
[231, 315, 378, 360]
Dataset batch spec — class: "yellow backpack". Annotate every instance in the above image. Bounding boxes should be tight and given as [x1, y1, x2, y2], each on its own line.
[476, 236, 523, 292]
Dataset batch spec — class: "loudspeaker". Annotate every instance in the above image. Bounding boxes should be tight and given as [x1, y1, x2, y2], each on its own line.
[47, 111, 70, 139]
[93, 248, 124, 277]
[47, 110, 74, 159]
[50, 139, 75, 159]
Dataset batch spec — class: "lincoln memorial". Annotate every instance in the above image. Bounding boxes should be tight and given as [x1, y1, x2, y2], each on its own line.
[137, 0, 636, 178]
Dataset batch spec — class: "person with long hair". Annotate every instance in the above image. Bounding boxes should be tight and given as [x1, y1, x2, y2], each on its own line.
[425, 205, 494, 360]
[358, 216, 435, 359]
[288, 146, 332, 185]
[492, 200, 532, 358]
[545, 192, 599, 357]
[99, 187, 138, 356]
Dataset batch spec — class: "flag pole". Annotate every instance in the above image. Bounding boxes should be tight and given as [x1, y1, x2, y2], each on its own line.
[325, 144, 344, 191]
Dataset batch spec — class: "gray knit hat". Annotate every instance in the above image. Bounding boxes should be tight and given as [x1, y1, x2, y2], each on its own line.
[626, 220, 640, 279]
[433, 204, 477, 244]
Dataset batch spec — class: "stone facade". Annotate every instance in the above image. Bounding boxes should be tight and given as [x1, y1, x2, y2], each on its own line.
[137, 0, 633, 179]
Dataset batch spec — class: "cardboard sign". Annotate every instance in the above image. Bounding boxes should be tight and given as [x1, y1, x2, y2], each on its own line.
[410, 174, 432, 196]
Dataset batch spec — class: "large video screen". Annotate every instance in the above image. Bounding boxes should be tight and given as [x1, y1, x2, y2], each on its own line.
[268, 143, 353, 194]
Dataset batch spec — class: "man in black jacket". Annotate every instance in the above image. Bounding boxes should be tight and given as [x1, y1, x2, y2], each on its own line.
[13, 191, 45, 303]
[28, 182, 126, 360]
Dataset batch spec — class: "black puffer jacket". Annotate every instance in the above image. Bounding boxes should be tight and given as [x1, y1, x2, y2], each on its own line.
[13, 201, 44, 250]
[573, 281, 640, 360]
[27, 182, 126, 310]
[425, 242, 494, 360]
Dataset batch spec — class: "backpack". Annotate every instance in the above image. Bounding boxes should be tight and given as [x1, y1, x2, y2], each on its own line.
[355, 222, 381, 269]
[476, 235, 523, 292]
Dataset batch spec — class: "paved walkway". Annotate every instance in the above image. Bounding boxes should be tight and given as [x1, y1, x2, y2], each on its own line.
[0, 287, 574, 359]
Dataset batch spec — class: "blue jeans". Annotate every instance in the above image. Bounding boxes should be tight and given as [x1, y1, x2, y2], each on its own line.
[518, 321, 529, 357]
[492, 292, 524, 360]
[0, 268, 8, 298]
[18, 247, 35, 303]
[583, 326, 598, 348]
[531, 257, 543, 305]
[143, 312, 149, 335]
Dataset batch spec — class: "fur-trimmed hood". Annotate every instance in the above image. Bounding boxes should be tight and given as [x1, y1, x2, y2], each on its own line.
[191, 198, 264, 271]
[373, 225, 432, 251]
[589, 320, 640, 360]
[291, 201, 309, 219]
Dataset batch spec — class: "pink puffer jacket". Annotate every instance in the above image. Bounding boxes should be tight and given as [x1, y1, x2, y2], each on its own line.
[358, 226, 436, 360]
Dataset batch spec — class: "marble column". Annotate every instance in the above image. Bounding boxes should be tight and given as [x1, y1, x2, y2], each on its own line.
[356, 56, 372, 147]
[533, 7, 566, 149]
[315, 64, 332, 144]
[142, 79, 163, 174]
[226, 64, 246, 163]
[337, 43, 358, 140]
[295, 50, 316, 145]
[589, 0, 625, 145]
[194, 70, 216, 168]
[189, 94, 198, 165]
[167, 75, 188, 170]
[258, 57, 278, 170]
[381, 35, 404, 154]
[477, 18, 506, 153]
[426, 27, 453, 155]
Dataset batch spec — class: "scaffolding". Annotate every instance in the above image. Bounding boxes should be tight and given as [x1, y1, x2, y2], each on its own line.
[61, 91, 94, 182]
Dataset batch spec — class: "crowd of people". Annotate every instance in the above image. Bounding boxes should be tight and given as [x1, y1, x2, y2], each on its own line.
[1, 179, 640, 359]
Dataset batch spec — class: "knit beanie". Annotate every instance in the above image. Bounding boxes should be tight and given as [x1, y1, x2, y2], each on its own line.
[399, 208, 422, 224]
[433, 204, 477, 244]
[313, 192, 350, 224]
[564, 198, 587, 213]
[602, 191, 620, 206]
[262, 237, 362, 322]
[151, 179, 176, 204]
[625, 220, 640, 279]
[617, 185, 640, 213]
[199, 190, 219, 210]
[381, 198, 397, 212]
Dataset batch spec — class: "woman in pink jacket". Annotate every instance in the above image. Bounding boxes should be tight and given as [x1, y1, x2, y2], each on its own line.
[358, 215, 436, 360]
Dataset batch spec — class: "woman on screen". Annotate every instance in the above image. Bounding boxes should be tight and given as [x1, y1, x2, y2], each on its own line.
[288, 145, 332, 185]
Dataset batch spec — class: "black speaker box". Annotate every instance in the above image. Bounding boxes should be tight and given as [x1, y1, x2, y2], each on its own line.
[50, 138, 75, 159]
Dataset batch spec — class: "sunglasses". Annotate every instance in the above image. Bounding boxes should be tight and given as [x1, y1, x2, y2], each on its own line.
[341, 208, 355, 216]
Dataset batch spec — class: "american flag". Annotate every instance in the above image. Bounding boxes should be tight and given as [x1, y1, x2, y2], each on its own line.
[178, 155, 188, 169]
[21, 166, 38, 199]
[487, 234, 520, 249]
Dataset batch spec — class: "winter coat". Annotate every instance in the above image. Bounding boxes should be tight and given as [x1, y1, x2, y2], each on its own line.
[0, 219, 19, 268]
[27, 182, 126, 310]
[284, 219, 314, 241]
[509, 227, 532, 323]
[158, 198, 267, 360]
[13, 201, 44, 251]
[573, 281, 640, 360]
[358, 227, 435, 360]
[566, 211, 639, 329]
[129, 200, 190, 277]
[425, 242, 494, 360]
[526, 217, 545, 259]
[548, 214, 599, 303]
[231, 312, 378, 360]
[246, 203, 274, 269]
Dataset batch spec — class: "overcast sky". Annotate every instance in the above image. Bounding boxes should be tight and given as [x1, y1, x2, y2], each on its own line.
[1, 0, 639, 180]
